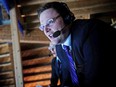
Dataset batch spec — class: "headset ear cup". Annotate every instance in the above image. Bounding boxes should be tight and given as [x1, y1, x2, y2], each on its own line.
[59, 2, 75, 24]
[64, 15, 71, 24]
[64, 14, 75, 25]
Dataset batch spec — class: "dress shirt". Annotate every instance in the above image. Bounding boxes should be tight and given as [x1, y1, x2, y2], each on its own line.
[62, 34, 71, 50]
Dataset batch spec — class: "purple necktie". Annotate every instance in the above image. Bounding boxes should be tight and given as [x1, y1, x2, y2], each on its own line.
[63, 45, 79, 86]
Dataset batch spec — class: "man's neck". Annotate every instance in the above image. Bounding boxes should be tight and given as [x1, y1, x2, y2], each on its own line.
[62, 23, 72, 43]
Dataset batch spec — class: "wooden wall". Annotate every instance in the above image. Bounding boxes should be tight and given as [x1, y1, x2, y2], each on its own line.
[0, 43, 15, 87]
[21, 44, 52, 87]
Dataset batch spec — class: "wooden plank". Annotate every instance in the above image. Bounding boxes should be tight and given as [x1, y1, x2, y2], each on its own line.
[24, 80, 50, 87]
[23, 22, 39, 29]
[74, 4, 116, 15]
[0, 56, 11, 64]
[20, 43, 48, 50]
[0, 25, 11, 42]
[20, 40, 50, 44]
[10, 5, 24, 87]
[0, 71, 13, 75]
[0, 62, 11, 67]
[73, 3, 116, 15]
[0, 78, 14, 85]
[21, 46, 50, 58]
[0, 71, 14, 80]
[24, 73, 51, 82]
[24, 15, 39, 23]
[22, 56, 52, 66]
[0, 43, 9, 54]
[0, 53, 10, 58]
[0, 63, 13, 72]
[23, 65, 51, 74]
[20, 0, 116, 7]
[0, 43, 8, 48]
[0, 39, 50, 44]
[20, 0, 77, 6]
[66, 0, 116, 9]
[21, 5, 40, 16]
[1, 85, 15, 87]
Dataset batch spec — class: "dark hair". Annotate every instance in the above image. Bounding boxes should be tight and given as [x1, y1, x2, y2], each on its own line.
[37, 2, 75, 25]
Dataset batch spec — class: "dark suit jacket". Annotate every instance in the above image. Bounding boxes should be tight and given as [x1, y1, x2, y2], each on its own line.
[56, 19, 116, 87]
[50, 57, 60, 87]
[50, 57, 72, 87]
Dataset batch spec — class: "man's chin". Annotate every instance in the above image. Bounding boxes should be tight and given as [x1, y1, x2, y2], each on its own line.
[50, 38, 62, 45]
[51, 41, 59, 45]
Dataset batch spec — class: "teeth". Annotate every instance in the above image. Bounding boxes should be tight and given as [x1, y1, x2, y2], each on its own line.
[49, 34, 52, 37]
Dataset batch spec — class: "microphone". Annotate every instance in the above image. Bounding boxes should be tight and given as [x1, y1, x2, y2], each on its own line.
[53, 25, 67, 38]
[53, 30, 61, 38]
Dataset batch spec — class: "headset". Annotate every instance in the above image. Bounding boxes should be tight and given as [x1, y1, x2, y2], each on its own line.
[58, 2, 75, 25]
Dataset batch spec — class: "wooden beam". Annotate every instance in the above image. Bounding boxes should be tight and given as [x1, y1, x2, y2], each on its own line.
[0, 53, 10, 58]
[0, 56, 11, 64]
[66, 0, 116, 9]
[24, 73, 51, 86]
[0, 71, 13, 80]
[24, 80, 50, 87]
[0, 62, 11, 67]
[24, 15, 39, 23]
[24, 72, 51, 81]
[0, 63, 13, 72]
[21, 46, 50, 57]
[23, 65, 51, 74]
[10, 4, 24, 87]
[0, 39, 50, 44]
[0, 78, 14, 85]
[22, 56, 52, 66]
[0, 85, 15, 87]
[73, 3, 116, 15]
[20, 0, 77, 6]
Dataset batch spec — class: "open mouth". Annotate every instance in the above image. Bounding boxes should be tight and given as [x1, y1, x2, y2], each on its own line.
[49, 34, 53, 38]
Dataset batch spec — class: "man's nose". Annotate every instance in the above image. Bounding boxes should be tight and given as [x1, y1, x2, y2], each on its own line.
[44, 26, 51, 32]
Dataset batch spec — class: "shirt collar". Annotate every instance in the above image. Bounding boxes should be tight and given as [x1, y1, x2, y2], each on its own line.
[63, 34, 71, 46]
[62, 34, 71, 50]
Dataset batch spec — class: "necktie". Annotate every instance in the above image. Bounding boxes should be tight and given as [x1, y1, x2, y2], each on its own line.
[63, 45, 79, 86]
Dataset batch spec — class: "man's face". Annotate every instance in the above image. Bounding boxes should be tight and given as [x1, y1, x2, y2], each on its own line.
[39, 8, 66, 44]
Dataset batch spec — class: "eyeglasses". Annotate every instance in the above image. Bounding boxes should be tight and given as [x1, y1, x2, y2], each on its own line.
[39, 15, 60, 31]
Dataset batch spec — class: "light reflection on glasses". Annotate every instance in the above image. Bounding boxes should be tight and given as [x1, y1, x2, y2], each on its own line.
[39, 15, 60, 31]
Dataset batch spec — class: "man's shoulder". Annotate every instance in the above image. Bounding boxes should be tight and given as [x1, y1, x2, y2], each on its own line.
[72, 18, 109, 31]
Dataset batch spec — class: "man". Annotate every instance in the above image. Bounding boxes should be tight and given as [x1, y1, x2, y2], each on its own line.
[37, 2, 116, 87]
